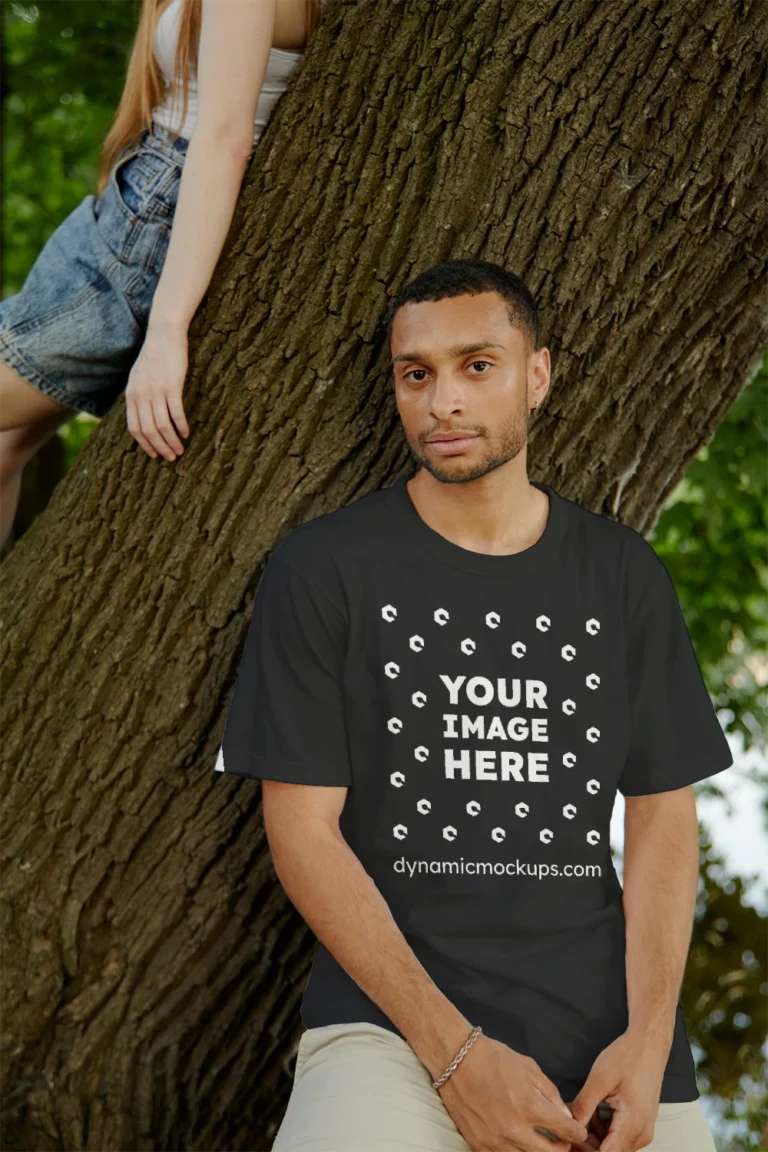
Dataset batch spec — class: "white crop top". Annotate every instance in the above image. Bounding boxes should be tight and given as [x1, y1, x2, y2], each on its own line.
[151, 0, 321, 145]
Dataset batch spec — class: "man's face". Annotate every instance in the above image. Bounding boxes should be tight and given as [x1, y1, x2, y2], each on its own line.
[391, 291, 550, 484]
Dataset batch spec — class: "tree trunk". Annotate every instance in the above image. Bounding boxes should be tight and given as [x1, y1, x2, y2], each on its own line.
[1, 0, 766, 1148]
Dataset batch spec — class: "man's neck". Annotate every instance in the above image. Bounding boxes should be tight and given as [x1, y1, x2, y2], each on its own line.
[405, 468, 550, 558]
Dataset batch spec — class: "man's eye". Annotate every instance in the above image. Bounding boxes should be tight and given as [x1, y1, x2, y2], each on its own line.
[403, 361, 492, 382]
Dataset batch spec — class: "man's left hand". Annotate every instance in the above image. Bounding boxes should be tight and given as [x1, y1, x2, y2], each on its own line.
[566, 1030, 667, 1151]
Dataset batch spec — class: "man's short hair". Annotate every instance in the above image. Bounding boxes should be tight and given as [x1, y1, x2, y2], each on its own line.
[385, 258, 540, 356]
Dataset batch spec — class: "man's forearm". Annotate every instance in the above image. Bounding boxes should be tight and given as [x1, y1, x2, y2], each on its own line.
[622, 788, 700, 1055]
[270, 820, 475, 1082]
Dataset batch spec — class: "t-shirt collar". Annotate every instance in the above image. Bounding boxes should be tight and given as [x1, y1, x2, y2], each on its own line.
[384, 476, 566, 577]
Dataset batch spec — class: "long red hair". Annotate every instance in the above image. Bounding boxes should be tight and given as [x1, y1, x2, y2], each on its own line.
[97, 0, 322, 195]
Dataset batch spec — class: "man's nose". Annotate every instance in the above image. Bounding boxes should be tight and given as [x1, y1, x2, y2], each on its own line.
[429, 373, 465, 418]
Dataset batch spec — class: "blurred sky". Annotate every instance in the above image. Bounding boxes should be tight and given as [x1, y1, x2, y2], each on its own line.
[611, 735, 768, 913]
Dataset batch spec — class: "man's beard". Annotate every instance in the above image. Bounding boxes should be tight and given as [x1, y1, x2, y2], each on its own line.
[408, 405, 529, 485]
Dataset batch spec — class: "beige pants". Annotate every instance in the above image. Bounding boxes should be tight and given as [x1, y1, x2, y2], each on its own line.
[271, 1021, 717, 1152]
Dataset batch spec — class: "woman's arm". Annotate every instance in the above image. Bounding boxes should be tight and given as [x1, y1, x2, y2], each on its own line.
[127, 0, 279, 461]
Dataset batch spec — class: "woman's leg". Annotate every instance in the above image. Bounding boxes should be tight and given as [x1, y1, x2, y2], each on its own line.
[0, 360, 78, 546]
[0, 359, 77, 430]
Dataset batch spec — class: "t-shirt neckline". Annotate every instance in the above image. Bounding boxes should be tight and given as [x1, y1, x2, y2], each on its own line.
[384, 476, 566, 577]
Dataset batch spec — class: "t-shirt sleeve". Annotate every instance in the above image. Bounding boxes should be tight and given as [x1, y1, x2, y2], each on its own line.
[617, 543, 733, 797]
[214, 551, 353, 786]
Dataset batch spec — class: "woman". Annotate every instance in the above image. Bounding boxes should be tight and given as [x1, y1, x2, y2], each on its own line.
[0, 0, 323, 546]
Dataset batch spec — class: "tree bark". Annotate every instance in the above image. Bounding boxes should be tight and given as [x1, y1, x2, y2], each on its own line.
[1, 0, 766, 1148]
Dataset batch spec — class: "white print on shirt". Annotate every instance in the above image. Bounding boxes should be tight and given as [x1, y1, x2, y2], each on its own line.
[381, 603, 603, 849]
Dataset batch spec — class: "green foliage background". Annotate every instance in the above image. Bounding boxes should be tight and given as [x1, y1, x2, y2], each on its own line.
[2, 3, 766, 1147]
[3, 0, 138, 295]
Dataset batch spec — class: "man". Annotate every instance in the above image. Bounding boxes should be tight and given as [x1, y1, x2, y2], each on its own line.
[215, 258, 732, 1151]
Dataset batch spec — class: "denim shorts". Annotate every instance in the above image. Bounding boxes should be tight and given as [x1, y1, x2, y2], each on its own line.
[0, 121, 189, 419]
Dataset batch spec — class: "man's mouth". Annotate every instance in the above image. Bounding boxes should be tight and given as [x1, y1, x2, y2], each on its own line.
[425, 432, 479, 455]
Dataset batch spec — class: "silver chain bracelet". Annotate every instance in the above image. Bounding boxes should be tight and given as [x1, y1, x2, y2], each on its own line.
[431, 1025, 483, 1090]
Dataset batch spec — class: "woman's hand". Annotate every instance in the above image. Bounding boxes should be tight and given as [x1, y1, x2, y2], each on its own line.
[125, 320, 190, 460]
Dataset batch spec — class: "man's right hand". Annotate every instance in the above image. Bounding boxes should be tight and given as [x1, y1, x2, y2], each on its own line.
[438, 1033, 590, 1152]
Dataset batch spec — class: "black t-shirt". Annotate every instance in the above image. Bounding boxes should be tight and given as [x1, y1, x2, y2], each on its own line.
[215, 477, 733, 1103]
